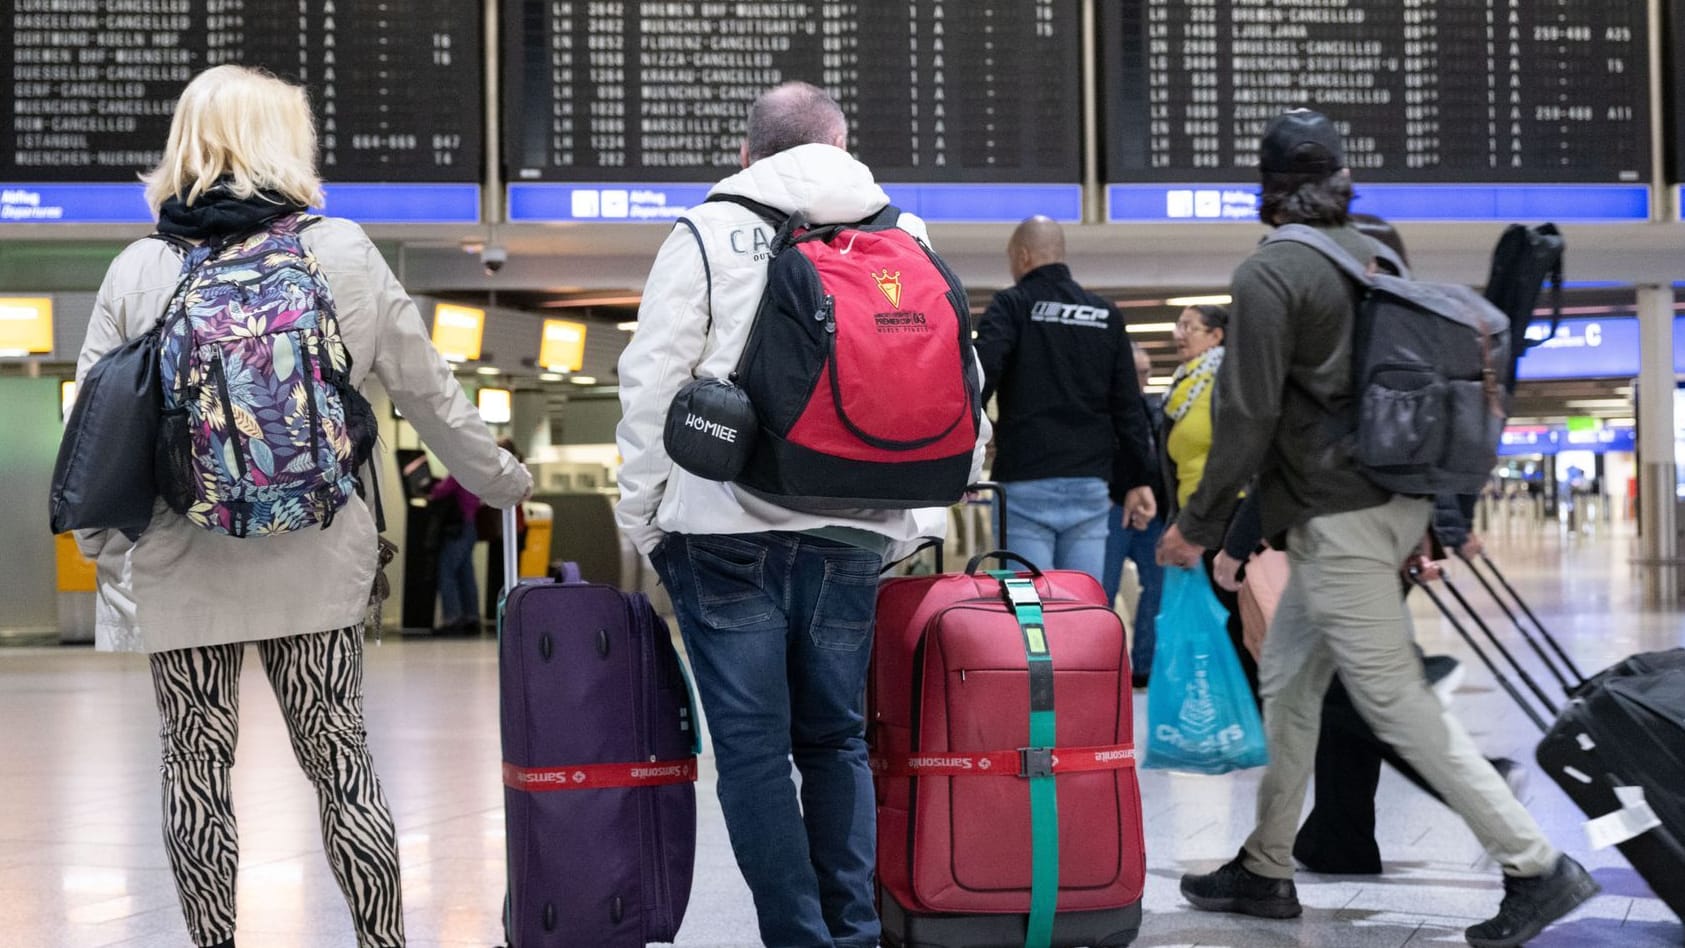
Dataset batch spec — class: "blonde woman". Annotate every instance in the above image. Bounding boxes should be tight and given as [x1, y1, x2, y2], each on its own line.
[74, 65, 530, 948]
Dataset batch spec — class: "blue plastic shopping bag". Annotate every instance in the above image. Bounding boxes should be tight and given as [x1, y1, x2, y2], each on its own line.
[1143, 566, 1269, 774]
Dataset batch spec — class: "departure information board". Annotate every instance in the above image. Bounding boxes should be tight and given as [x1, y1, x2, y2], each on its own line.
[1102, 0, 1652, 221]
[503, 1, 1084, 222]
[3, 0, 481, 223]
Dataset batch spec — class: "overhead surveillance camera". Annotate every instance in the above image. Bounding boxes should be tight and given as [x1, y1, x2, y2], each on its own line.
[481, 245, 508, 275]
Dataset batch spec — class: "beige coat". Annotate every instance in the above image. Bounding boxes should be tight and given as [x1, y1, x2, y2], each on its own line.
[76, 217, 530, 653]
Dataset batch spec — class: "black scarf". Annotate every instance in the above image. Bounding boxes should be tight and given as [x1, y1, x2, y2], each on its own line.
[157, 186, 304, 241]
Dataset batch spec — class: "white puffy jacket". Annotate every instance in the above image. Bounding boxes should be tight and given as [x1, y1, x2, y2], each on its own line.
[614, 144, 989, 559]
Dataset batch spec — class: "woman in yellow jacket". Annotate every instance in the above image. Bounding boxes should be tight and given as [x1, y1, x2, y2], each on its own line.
[1160, 303, 1258, 694]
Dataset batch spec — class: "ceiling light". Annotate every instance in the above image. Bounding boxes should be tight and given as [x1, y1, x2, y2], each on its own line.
[539, 373, 565, 382]
[474, 366, 500, 376]
[1130, 322, 1176, 333]
[1563, 398, 1632, 409]
[617, 321, 639, 331]
[1606, 417, 1636, 427]
[1147, 375, 1174, 386]
[569, 375, 598, 385]
[1165, 294, 1233, 307]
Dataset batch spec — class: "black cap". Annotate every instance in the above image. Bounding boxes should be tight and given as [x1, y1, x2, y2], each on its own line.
[1259, 109, 1345, 175]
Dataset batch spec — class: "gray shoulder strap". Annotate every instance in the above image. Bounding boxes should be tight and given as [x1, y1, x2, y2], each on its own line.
[1263, 223, 1404, 285]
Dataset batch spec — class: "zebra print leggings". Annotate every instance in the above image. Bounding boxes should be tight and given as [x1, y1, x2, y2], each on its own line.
[148, 626, 405, 947]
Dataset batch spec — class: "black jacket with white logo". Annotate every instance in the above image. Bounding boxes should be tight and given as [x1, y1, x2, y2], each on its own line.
[976, 263, 1154, 492]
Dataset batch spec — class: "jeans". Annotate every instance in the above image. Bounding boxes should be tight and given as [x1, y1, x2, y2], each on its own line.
[435, 525, 479, 625]
[652, 532, 881, 948]
[1102, 506, 1165, 676]
[999, 477, 1111, 581]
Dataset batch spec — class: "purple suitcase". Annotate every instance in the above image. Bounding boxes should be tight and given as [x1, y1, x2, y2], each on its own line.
[498, 508, 699, 947]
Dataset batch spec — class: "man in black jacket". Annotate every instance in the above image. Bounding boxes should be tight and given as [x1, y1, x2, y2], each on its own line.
[1164, 110, 1595, 948]
[975, 216, 1157, 580]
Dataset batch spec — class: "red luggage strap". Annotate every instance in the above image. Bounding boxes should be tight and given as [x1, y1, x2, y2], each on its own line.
[502, 757, 699, 791]
[868, 742, 1136, 778]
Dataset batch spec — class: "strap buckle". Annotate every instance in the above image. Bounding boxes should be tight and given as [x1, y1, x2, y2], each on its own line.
[1019, 746, 1054, 779]
[1002, 578, 1040, 608]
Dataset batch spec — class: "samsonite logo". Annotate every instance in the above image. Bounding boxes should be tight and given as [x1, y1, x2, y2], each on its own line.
[630, 764, 688, 780]
[908, 755, 972, 769]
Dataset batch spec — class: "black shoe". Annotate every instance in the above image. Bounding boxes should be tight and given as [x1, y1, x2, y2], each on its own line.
[1293, 828, 1382, 876]
[1465, 854, 1599, 948]
[1180, 852, 1302, 919]
[1131, 672, 1150, 690]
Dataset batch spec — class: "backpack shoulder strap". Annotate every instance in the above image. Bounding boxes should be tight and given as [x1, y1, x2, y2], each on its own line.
[147, 232, 195, 255]
[704, 193, 788, 226]
[674, 215, 715, 336]
[1262, 223, 1382, 285]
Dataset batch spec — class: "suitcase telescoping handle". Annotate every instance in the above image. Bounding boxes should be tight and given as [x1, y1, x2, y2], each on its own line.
[882, 478, 997, 575]
[502, 504, 520, 597]
[1409, 564, 1552, 733]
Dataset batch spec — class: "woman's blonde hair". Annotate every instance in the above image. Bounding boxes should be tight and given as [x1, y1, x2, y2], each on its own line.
[142, 65, 325, 214]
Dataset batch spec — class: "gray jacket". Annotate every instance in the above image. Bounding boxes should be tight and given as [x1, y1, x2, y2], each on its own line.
[1178, 224, 1392, 548]
[77, 217, 530, 653]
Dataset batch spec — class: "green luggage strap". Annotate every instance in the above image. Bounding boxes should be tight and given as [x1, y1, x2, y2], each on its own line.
[995, 574, 1058, 948]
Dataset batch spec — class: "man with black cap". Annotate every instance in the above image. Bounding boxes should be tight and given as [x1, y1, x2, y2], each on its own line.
[1158, 109, 1596, 948]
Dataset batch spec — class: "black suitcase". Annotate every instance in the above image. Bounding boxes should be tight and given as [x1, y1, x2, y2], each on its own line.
[1416, 553, 1685, 921]
[1535, 673, 1685, 920]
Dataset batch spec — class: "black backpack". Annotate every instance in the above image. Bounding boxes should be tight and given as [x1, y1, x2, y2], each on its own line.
[1266, 224, 1512, 497]
[1483, 223, 1563, 391]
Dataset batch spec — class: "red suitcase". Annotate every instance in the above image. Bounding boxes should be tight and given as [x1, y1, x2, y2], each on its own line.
[870, 551, 1145, 948]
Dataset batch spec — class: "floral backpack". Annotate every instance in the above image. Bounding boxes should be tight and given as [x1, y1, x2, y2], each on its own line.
[156, 214, 376, 537]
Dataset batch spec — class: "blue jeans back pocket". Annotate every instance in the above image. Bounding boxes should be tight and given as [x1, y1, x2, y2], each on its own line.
[809, 558, 879, 651]
[686, 535, 778, 630]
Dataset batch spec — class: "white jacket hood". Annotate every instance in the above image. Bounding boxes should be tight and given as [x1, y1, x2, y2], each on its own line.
[709, 143, 890, 222]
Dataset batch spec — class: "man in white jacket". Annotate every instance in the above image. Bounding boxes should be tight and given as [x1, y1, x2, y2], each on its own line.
[616, 82, 988, 948]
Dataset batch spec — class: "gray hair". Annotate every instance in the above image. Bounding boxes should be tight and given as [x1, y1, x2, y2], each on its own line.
[745, 82, 846, 162]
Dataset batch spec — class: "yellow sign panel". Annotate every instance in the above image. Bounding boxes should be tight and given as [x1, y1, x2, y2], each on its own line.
[539, 319, 587, 372]
[56, 533, 97, 593]
[0, 297, 53, 355]
[431, 302, 485, 362]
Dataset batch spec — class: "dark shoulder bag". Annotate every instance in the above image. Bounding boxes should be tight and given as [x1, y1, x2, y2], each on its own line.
[48, 235, 195, 539]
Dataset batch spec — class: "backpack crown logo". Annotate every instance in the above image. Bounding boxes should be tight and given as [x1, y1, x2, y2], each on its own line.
[873, 268, 902, 308]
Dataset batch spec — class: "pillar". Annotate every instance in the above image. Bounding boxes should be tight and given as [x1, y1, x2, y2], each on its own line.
[1636, 284, 1677, 602]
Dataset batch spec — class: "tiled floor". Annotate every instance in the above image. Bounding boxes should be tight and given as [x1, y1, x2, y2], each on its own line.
[2, 519, 1681, 947]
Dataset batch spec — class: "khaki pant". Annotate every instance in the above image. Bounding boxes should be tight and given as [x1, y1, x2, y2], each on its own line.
[1240, 495, 1558, 879]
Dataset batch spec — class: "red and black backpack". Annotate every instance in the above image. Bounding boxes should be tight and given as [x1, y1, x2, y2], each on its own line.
[668, 195, 980, 511]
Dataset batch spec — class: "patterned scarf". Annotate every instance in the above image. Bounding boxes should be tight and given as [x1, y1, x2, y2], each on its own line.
[1164, 345, 1225, 425]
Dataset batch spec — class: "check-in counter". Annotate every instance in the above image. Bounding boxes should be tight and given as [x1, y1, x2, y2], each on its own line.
[55, 533, 96, 644]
